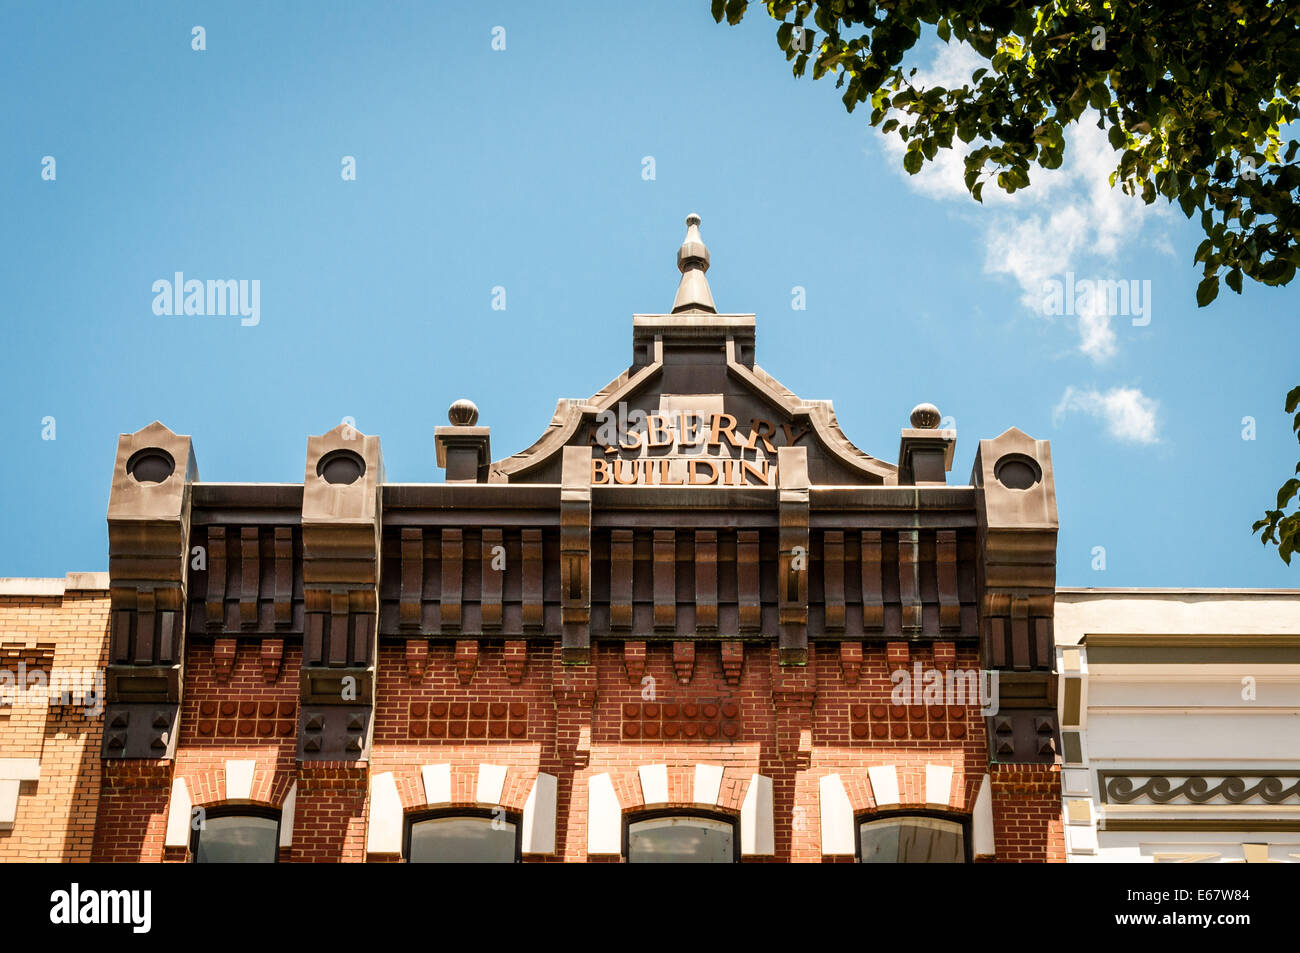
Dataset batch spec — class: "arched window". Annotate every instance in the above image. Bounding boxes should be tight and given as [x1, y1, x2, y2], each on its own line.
[405, 809, 520, 863]
[191, 808, 280, 863]
[857, 814, 968, 863]
[625, 812, 738, 863]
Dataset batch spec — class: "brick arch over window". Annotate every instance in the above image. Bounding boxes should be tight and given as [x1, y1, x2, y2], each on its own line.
[615, 763, 750, 814]
[367, 763, 556, 860]
[818, 768, 993, 859]
[162, 761, 297, 862]
[589, 764, 773, 859]
[182, 760, 293, 809]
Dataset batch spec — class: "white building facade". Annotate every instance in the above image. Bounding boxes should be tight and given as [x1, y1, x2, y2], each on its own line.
[1055, 589, 1300, 862]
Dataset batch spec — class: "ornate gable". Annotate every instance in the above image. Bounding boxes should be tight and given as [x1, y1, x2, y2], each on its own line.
[490, 216, 897, 487]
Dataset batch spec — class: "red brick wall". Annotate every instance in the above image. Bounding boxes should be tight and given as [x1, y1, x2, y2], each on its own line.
[91, 760, 171, 862]
[158, 642, 300, 861]
[292, 765, 368, 863]
[90, 633, 1061, 862]
[990, 764, 1066, 862]
[370, 641, 560, 859]
[803, 642, 993, 861]
[362, 638, 1059, 862]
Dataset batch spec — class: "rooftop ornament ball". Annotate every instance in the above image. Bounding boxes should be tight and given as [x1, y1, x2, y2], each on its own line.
[448, 398, 479, 427]
[910, 403, 941, 429]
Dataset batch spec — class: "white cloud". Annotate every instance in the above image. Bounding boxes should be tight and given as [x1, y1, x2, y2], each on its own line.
[877, 42, 1170, 363]
[879, 43, 1045, 207]
[985, 207, 1088, 309]
[914, 39, 987, 89]
[1075, 294, 1117, 362]
[1053, 386, 1159, 444]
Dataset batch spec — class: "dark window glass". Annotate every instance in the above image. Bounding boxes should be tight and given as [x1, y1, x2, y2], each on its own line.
[408, 816, 517, 863]
[627, 816, 735, 863]
[859, 816, 966, 863]
[194, 814, 279, 863]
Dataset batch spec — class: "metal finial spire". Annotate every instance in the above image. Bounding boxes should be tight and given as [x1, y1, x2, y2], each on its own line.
[671, 213, 716, 314]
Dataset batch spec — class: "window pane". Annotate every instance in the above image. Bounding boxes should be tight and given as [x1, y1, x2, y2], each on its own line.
[628, 817, 734, 863]
[408, 816, 516, 863]
[859, 817, 965, 863]
[195, 815, 278, 863]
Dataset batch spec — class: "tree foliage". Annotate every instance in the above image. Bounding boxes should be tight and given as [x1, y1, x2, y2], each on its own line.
[1253, 386, 1300, 563]
[711, 0, 1300, 562]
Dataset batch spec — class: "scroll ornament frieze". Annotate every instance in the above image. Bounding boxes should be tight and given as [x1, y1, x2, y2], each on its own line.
[1101, 773, 1300, 805]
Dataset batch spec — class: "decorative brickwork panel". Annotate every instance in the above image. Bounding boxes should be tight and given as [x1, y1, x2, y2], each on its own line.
[848, 703, 969, 742]
[408, 700, 528, 740]
[621, 699, 742, 741]
[194, 699, 297, 739]
[181, 643, 303, 748]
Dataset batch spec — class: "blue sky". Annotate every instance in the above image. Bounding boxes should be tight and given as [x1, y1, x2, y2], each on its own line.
[1, 1, 1296, 586]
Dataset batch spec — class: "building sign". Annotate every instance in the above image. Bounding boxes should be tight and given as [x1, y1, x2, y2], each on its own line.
[585, 406, 810, 486]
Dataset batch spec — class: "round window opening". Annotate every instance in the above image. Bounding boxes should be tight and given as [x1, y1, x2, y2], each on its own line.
[316, 450, 366, 485]
[994, 454, 1041, 490]
[126, 448, 175, 484]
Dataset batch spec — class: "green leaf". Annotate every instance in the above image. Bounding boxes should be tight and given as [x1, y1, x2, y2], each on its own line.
[903, 150, 923, 175]
[1196, 275, 1220, 306]
[1277, 478, 1300, 509]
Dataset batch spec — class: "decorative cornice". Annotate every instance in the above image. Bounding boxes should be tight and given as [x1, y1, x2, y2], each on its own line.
[1086, 633, 1300, 648]
[1085, 633, 1300, 665]
[1104, 818, 1300, 832]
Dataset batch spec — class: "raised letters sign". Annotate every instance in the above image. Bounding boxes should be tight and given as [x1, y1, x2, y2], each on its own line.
[586, 408, 809, 487]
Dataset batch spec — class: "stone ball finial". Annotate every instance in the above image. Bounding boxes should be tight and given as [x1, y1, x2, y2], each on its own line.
[910, 402, 941, 429]
[448, 398, 479, 427]
[686, 212, 701, 227]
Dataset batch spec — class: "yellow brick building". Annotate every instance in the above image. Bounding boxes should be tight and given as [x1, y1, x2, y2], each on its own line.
[0, 574, 108, 861]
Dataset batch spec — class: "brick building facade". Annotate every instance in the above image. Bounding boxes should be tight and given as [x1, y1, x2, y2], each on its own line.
[0, 574, 107, 862]
[2, 216, 1070, 862]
